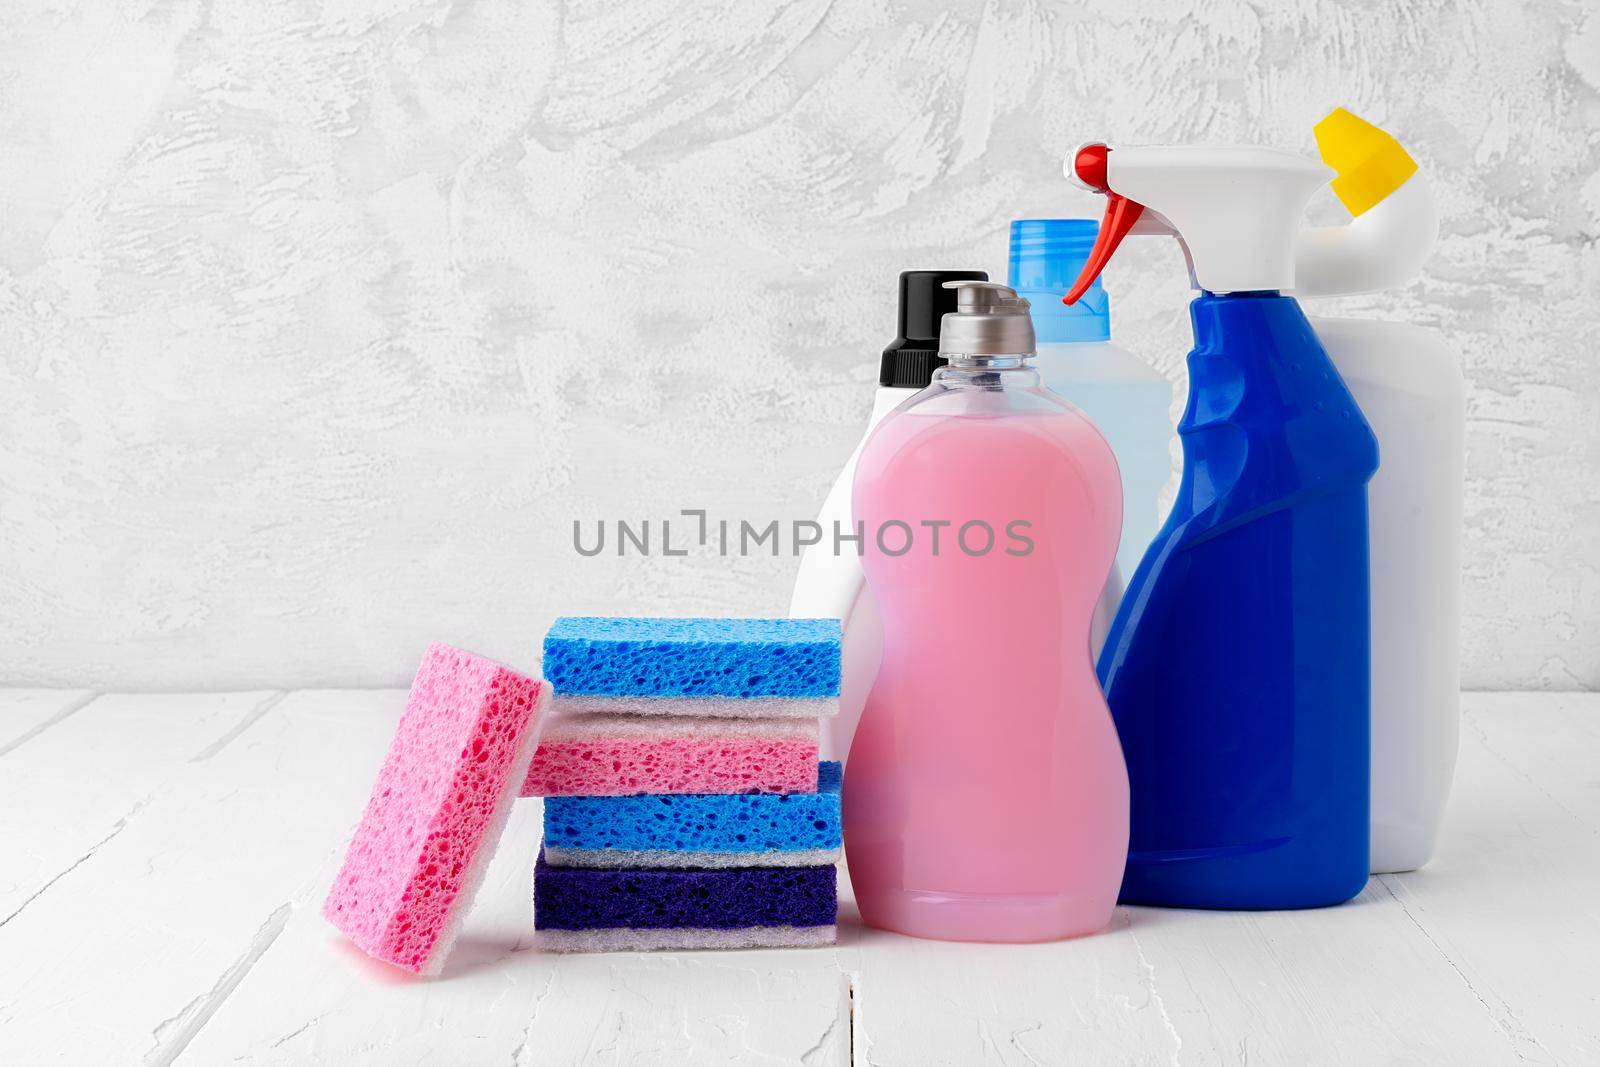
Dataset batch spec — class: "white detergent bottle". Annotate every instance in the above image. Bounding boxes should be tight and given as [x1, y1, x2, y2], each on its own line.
[1294, 108, 1466, 874]
[1009, 219, 1173, 590]
[790, 270, 986, 762]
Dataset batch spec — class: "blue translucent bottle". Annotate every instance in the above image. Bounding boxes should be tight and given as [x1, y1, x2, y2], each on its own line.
[1061, 141, 1380, 909]
[1009, 220, 1173, 589]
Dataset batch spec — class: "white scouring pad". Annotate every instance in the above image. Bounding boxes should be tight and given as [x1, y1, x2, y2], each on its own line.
[536, 925, 837, 953]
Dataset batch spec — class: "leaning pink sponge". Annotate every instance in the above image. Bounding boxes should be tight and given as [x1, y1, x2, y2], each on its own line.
[323, 643, 550, 976]
[522, 713, 819, 797]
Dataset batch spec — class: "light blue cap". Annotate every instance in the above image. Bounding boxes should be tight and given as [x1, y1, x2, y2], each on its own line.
[1007, 219, 1110, 343]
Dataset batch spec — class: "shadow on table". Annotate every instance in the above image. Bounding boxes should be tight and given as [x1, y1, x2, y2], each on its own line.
[834, 895, 1145, 949]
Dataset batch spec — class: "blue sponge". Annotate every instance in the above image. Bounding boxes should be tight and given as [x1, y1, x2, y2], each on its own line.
[543, 762, 842, 868]
[542, 617, 841, 698]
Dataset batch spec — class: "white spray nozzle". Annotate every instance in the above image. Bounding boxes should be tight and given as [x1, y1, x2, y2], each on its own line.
[1063, 143, 1333, 301]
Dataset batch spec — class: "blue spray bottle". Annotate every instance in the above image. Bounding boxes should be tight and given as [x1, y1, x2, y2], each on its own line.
[1063, 142, 1379, 909]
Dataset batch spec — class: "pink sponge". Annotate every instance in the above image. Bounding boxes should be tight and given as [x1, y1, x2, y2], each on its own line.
[522, 713, 818, 797]
[323, 643, 550, 975]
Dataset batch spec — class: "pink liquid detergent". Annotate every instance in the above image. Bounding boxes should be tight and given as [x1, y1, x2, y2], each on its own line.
[846, 388, 1129, 942]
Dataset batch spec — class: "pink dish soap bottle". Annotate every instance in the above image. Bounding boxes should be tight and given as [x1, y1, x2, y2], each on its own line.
[845, 280, 1129, 942]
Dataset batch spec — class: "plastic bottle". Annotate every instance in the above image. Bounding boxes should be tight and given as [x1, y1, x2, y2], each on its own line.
[787, 270, 986, 764]
[1010, 219, 1173, 590]
[1294, 109, 1465, 874]
[1065, 142, 1379, 909]
[791, 250, 1151, 767]
[844, 281, 1128, 942]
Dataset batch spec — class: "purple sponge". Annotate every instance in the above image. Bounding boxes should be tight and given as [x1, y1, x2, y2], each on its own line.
[533, 853, 836, 951]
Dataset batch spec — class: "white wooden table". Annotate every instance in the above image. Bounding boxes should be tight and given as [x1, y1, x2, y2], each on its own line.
[0, 690, 1595, 1065]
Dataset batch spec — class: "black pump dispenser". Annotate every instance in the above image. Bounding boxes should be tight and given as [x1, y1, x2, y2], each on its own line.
[879, 269, 988, 388]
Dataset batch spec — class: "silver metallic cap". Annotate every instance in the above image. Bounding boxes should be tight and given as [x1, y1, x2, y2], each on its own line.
[938, 281, 1036, 357]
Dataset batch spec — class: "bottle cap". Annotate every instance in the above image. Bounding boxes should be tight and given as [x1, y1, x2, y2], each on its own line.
[937, 281, 1036, 358]
[1008, 219, 1110, 342]
[1313, 108, 1418, 217]
[880, 269, 989, 387]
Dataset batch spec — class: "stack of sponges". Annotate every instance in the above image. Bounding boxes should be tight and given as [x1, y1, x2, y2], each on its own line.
[529, 617, 842, 952]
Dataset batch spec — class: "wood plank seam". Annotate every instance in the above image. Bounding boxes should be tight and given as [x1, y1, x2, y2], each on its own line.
[798, 972, 853, 1065]
[189, 691, 288, 763]
[848, 972, 857, 1067]
[1372, 875, 1548, 1060]
[508, 970, 558, 1066]
[0, 691, 102, 759]
[0, 794, 149, 931]
[144, 902, 293, 1067]
[0, 692, 278, 938]
[1462, 707, 1600, 833]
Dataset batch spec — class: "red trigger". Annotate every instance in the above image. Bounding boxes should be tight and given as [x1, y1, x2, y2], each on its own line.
[1064, 192, 1144, 305]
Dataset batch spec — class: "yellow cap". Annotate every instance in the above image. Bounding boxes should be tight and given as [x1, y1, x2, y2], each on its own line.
[1313, 108, 1418, 216]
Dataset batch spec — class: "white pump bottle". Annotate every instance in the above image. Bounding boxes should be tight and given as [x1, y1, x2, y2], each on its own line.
[1294, 109, 1466, 874]
[789, 271, 984, 762]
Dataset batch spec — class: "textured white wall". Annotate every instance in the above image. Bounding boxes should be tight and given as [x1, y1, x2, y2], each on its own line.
[1, 0, 1596, 690]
